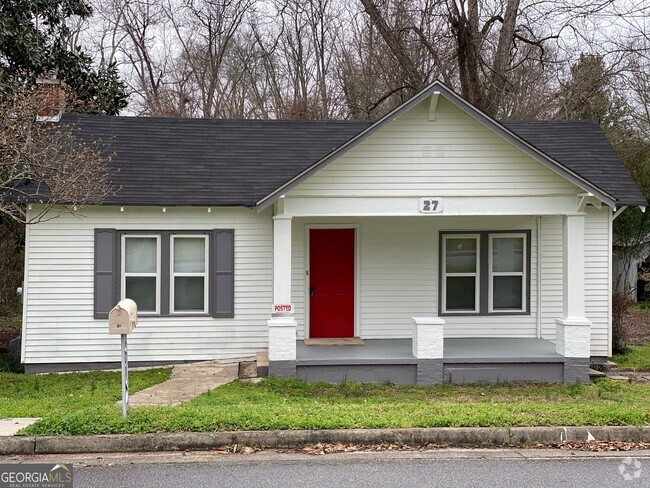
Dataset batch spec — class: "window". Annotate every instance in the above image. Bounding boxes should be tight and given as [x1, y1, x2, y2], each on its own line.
[95, 229, 234, 319]
[440, 231, 529, 315]
[122, 235, 160, 314]
[442, 235, 480, 313]
[171, 236, 208, 313]
[489, 235, 526, 312]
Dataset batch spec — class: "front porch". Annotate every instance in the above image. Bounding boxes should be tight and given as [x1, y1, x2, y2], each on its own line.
[267, 208, 597, 385]
[293, 338, 575, 385]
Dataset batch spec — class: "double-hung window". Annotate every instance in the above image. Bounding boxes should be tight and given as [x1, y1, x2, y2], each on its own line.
[441, 231, 529, 315]
[171, 235, 208, 314]
[442, 235, 480, 313]
[122, 235, 161, 314]
[95, 229, 234, 319]
[489, 234, 526, 312]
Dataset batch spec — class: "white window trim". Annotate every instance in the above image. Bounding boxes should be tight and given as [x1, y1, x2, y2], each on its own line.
[488, 233, 527, 313]
[170, 235, 209, 314]
[121, 234, 161, 315]
[442, 234, 480, 314]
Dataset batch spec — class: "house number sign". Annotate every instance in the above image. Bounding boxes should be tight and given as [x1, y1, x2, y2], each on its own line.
[419, 197, 443, 213]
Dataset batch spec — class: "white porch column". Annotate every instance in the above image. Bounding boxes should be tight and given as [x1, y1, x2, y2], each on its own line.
[268, 211, 297, 378]
[561, 215, 588, 322]
[273, 214, 292, 305]
[555, 214, 591, 383]
[412, 317, 444, 359]
[412, 317, 444, 385]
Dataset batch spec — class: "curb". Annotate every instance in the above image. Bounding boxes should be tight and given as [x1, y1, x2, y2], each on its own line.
[1, 426, 649, 455]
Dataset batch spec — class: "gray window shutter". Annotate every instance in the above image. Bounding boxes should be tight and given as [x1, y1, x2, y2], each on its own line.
[212, 229, 234, 318]
[94, 229, 117, 319]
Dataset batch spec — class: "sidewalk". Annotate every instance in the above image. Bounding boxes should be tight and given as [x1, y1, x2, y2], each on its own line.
[123, 361, 239, 407]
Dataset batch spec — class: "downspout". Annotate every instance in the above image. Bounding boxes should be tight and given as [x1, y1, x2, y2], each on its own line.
[536, 216, 542, 338]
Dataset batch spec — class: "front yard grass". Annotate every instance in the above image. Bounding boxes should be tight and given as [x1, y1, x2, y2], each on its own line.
[0, 368, 171, 419]
[12, 376, 650, 436]
[611, 344, 650, 371]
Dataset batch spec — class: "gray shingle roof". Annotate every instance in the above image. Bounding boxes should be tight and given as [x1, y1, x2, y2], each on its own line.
[59, 114, 374, 207]
[17, 113, 646, 207]
[501, 120, 646, 206]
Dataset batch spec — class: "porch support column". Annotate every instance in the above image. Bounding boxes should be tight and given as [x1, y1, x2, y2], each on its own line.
[412, 317, 444, 385]
[555, 214, 591, 384]
[268, 212, 296, 378]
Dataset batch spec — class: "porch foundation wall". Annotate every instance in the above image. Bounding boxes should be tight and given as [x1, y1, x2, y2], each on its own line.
[296, 364, 416, 385]
[268, 360, 296, 379]
[287, 361, 578, 384]
[417, 360, 444, 385]
[273, 360, 588, 385]
[443, 362, 564, 384]
[563, 358, 590, 384]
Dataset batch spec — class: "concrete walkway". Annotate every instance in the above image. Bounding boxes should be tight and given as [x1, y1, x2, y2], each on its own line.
[0, 418, 41, 436]
[124, 361, 239, 407]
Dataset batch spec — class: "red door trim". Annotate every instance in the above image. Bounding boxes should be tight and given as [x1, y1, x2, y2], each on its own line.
[307, 226, 357, 339]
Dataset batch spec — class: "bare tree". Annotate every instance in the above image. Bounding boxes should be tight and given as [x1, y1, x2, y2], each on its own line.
[70, 0, 649, 124]
[0, 84, 115, 224]
[357, 0, 569, 117]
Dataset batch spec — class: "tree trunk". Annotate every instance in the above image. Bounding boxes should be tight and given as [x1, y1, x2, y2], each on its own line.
[359, 0, 425, 92]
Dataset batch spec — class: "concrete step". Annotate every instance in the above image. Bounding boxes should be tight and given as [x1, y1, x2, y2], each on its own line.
[257, 351, 269, 377]
[589, 368, 606, 378]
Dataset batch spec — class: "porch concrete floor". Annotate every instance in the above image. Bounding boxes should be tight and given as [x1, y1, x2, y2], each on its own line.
[296, 338, 563, 365]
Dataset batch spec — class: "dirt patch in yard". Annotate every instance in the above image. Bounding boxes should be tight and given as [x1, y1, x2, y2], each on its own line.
[622, 308, 650, 345]
[0, 318, 21, 354]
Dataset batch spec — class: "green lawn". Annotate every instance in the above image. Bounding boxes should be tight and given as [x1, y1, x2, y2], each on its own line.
[0, 368, 171, 419]
[611, 344, 650, 371]
[9, 376, 649, 436]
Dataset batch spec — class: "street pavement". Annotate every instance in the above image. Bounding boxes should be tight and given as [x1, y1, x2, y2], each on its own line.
[57, 450, 648, 488]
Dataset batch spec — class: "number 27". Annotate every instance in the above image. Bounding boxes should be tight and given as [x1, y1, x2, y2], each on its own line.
[423, 200, 438, 212]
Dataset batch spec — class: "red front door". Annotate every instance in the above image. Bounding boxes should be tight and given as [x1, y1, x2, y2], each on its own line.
[309, 228, 355, 338]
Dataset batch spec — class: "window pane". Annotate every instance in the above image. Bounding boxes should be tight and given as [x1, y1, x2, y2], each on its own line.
[174, 277, 205, 311]
[125, 276, 156, 312]
[174, 238, 205, 273]
[445, 238, 477, 273]
[493, 276, 523, 310]
[492, 237, 523, 273]
[125, 237, 157, 273]
[446, 276, 476, 311]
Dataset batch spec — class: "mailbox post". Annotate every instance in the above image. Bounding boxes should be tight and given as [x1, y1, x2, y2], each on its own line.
[108, 299, 138, 418]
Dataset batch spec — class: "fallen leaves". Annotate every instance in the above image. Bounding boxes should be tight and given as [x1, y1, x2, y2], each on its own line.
[283, 443, 447, 455]
[542, 441, 650, 452]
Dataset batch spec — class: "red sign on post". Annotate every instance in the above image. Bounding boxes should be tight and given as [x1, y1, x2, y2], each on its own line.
[273, 304, 293, 314]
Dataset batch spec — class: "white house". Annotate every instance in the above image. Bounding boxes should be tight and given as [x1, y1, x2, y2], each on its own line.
[18, 82, 646, 384]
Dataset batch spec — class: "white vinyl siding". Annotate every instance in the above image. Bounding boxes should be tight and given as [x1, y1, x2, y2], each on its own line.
[287, 97, 580, 199]
[584, 206, 612, 356]
[539, 215, 564, 343]
[22, 205, 273, 364]
[537, 210, 611, 357]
